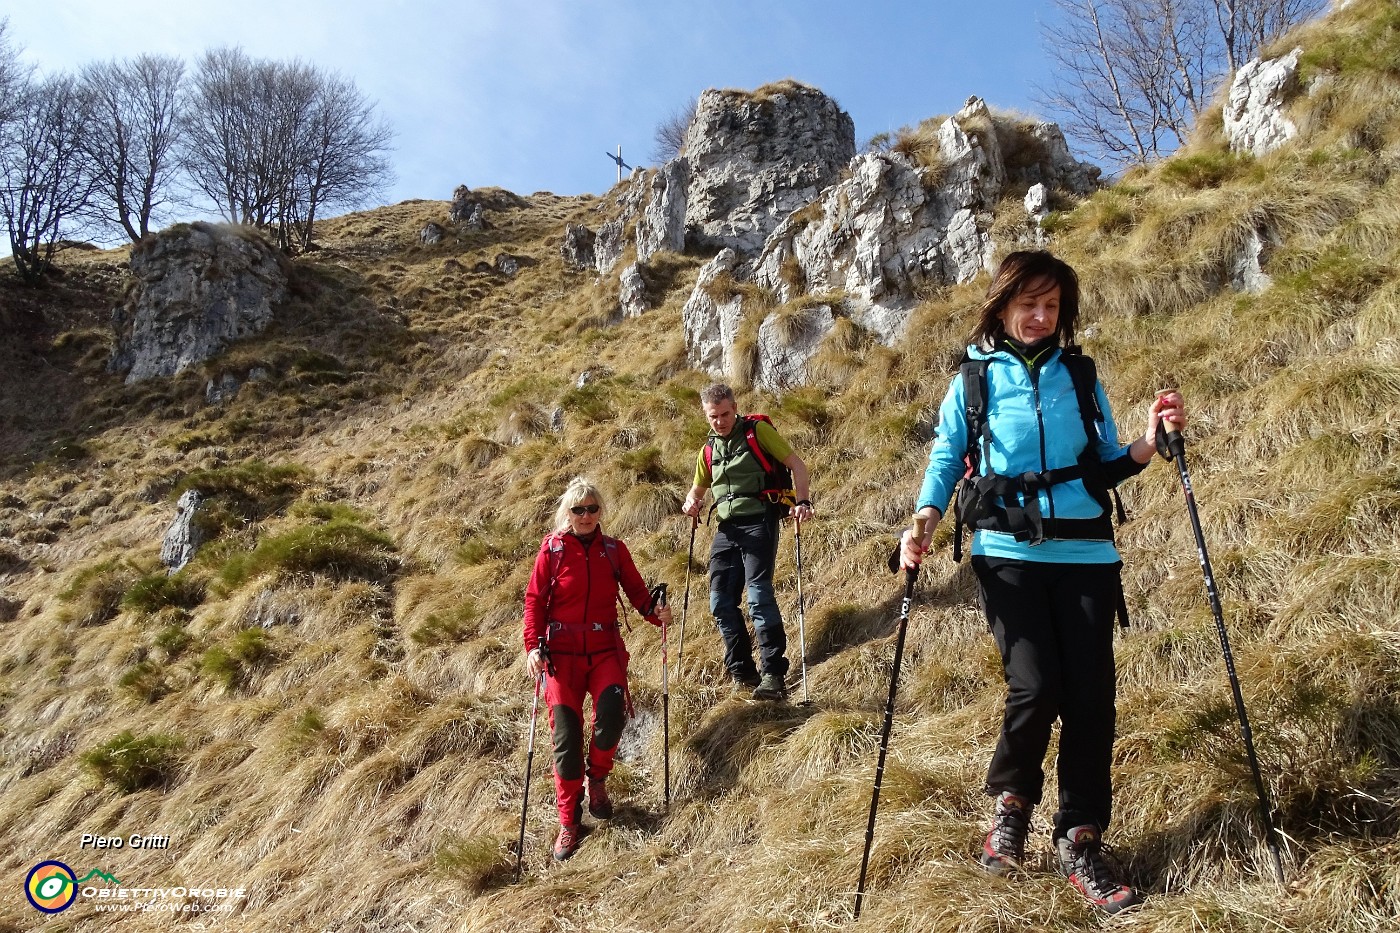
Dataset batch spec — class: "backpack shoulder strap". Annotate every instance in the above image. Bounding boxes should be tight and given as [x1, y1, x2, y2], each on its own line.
[600, 535, 622, 582]
[1060, 347, 1104, 443]
[959, 353, 991, 468]
[741, 417, 776, 474]
[543, 533, 568, 620]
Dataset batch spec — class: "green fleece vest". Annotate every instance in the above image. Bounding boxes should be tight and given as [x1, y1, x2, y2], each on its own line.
[710, 427, 767, 521]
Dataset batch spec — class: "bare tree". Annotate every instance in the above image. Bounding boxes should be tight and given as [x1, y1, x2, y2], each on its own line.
[283, 72, 393, 250]
[78, 54, 185, 242]
[181, 48, 392, 250]
[650, 95, 697, 164]
[1039, 0, 1325, 169]
[0, 19, 26, 132]
[0, 73, 95, 284]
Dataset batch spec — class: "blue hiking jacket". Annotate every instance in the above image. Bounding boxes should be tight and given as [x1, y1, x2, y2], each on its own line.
[916, 343, 1138, 563]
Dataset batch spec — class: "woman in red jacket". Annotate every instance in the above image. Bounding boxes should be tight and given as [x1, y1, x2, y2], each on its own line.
[522, 476, 671, 861]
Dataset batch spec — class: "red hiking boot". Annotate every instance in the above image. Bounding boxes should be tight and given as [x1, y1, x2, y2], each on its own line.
[553, 822, 580, 861]
[587, 776, 613, 820]
[1056, 825, 1142, 914]
[979, 792, 1033, 875]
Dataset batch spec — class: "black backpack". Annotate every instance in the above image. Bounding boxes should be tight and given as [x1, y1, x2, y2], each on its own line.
[951, 347, 1142, 625]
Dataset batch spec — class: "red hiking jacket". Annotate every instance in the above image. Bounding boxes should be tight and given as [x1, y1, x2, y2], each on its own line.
[522, 531, 660, 656]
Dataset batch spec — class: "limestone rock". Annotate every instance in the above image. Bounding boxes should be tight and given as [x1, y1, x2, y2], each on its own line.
[419, 222, 445, 245]
[110, 222, 288, 384]
[205, 373, 242, 406]
[636, 159, 688, 263]
[449, 185, 489, 229]
[1224, 48, 1303, 157]
[618, 263, 648, 318]
[682, 249, 745, 375]
[161, 490, 204, 572]
[594, 177, 648, 274]
[683, 82, 856, 255]
[495, 253, 521, 277]
[1230, 224, 1279, 293]
[747, 98, 1096, 349]
[754, 304, 835, 392]
[561, 223, 597, 270]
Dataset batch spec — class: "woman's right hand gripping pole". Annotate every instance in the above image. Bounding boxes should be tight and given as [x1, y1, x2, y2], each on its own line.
[899, 507, 941, 570]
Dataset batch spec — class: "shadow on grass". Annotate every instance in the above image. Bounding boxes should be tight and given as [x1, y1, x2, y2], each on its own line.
[682, 698, 822, 799]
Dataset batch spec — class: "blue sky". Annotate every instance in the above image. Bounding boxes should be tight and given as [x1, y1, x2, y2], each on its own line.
[6, 0, 1065, 208]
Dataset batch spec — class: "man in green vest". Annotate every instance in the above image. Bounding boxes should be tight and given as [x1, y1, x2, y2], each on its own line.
[682, 383, 814, 700]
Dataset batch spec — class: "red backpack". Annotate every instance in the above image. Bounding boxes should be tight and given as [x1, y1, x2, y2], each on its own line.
[703, 414, 796, 517]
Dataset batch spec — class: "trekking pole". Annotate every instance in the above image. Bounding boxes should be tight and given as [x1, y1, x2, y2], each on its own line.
[794, 513, 810, 705]
[647, 583, 672, 810]
[677, 514, 697, 677]
[854, 515, 926, 920]
[515, 638, 549, 883]
[1160, 415, 1286, 886]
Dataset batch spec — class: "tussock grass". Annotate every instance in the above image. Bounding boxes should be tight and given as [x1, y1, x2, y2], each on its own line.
[80, 730, 185, 793]
[5, 10, 1400, 928]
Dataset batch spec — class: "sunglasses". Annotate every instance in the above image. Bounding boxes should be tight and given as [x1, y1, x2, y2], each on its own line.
[570, 504, 600, 515]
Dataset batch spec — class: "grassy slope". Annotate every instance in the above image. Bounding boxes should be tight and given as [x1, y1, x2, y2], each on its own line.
[2, 4, 1399, 931]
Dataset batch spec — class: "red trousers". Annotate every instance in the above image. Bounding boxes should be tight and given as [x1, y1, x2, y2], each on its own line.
[545, 648, 628, 825]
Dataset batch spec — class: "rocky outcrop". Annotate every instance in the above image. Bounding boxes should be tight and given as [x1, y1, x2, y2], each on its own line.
[1230, 224, 1280, 293]
[161, 490, 204, 572]
[683, 82, 855, 255]
[637, 159, 688, 263]
[682, 249, 745, 375]
[755, 303, 835, 391]
[420, 223, 445, 245]
[594, 175, 646, 275]
[561, 223, 597, 270]
[687, 96, 1098, 374]
[618, 264, 648, 318]
[110, 222, 288, 384]
[751, 98, 1097, 344]
[1224, 48, 1303, 157]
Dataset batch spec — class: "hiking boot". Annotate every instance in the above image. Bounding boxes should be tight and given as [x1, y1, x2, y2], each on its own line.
[553, 822, 580, 861]
[752, 672, 786, 701]
[731, 669, 761, 689]
[1056, 825, 1142, 914]
[586, 776, 613, 821]
[979, 792, 1033, 875]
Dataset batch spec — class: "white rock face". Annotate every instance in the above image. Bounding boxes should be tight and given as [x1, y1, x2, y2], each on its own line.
[754, 304, 835, 392]
[594, 177, 646, 275]
[682, 249, 745, 375]
[619, 263, 648, 318]
[1230, 225, 1278, 293]
[745, 97, 1096, 349]
[637, 159, 688, 263]
[1224, 48, 1303, 157]
[111, 222, 288, 383]
[682, 83, 856, 255]
[161, 489, 204, 572]
[560, 222, 596, 270]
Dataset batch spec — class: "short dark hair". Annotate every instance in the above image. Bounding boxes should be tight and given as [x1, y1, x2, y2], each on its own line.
[969, 250, 1081, 348]
[700, 383, 736, 407]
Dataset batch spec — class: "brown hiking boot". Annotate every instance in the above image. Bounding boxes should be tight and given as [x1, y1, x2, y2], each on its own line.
[979, 792, 1032, 875]
[1056, 825, 1142, 914]
[552, 822, 581, 861]
[587, 776, 613, 820]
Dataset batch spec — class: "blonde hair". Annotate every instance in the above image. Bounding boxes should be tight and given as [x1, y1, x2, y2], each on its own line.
[552, 476, 606, 532]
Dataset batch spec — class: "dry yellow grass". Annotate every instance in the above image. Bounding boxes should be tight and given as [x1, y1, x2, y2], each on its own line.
[2, 5, 1400, 931]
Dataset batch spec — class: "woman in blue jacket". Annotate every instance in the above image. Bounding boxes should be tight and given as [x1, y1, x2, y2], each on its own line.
[901, 251, 1184, 915]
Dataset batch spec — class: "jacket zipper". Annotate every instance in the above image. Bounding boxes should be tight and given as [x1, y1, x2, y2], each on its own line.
[1025, 354, 1056, 523]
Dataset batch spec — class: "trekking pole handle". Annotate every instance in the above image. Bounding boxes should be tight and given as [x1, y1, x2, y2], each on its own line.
[913, 514, 928, 543]
[1155, 388, 1187, 460]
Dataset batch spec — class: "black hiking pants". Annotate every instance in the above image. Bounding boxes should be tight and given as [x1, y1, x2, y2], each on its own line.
[709, 511, 788, 680]
[972, 555, 1122, 839]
